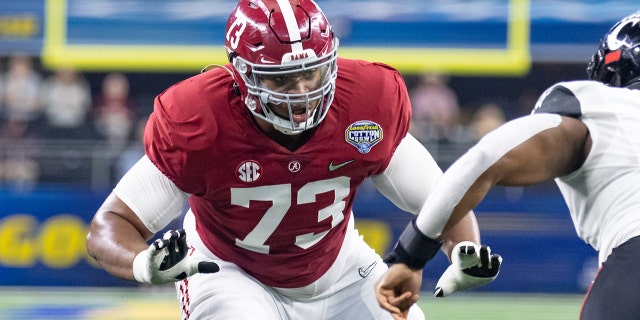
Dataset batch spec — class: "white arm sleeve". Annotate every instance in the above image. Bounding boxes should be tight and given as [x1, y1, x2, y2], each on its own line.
[113, 155, 189, 233]
[415, 113, 563, 238]
[371, 133, 443, 214]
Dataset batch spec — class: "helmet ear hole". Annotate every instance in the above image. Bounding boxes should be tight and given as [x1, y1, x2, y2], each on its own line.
[227, 51, 237, 63]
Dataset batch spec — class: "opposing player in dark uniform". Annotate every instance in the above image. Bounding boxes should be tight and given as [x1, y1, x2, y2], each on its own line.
[86, 0, 501, 319]
[375, 10, 640, 320]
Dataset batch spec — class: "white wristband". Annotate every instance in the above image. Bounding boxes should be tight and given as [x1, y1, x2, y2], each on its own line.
[132, 249, 153, 284]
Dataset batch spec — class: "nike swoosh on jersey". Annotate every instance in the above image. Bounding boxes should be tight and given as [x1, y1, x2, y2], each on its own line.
[328, 160, 355, 172]
[358, 261, 378, 278]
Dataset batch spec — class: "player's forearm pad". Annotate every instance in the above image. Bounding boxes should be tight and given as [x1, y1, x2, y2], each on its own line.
[384, 217, 442, 270]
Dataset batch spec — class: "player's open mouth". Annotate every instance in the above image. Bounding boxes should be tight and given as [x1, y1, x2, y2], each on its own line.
[291, 108, 311, 123]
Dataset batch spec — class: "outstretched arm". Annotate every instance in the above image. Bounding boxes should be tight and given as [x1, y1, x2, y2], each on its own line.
[372, 133, 481, 319]
[416, 114, 589, 239]
[371, 133, 481, 256]
[375, 114, 589, 318]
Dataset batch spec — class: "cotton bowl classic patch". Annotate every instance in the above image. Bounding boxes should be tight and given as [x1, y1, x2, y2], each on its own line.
[345, 120, 383, 154]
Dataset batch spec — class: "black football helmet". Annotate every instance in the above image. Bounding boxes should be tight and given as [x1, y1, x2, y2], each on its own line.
[587, 10, 640, 87]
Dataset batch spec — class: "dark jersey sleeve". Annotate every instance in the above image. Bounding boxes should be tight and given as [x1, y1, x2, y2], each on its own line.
[531, 84, 583, 119]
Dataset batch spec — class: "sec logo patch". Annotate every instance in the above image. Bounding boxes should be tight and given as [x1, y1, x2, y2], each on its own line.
[237, 160, 262, 183]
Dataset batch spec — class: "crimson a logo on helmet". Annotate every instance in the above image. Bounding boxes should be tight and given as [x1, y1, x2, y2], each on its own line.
[237, 160, 262, 183]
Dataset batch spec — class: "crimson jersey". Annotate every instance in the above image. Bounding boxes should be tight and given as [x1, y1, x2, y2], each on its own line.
[144, 58, 411, 288]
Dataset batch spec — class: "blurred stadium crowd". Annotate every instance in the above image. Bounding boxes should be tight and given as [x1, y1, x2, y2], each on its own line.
[0, 53, 588, 192]
[0, 54, 148, 190]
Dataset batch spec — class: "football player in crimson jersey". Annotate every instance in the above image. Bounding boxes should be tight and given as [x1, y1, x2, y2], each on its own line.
[376, 10, 640, 320]
[86, 0, 500, 319]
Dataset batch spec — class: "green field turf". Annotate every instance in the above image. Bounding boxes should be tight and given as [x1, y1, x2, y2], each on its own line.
[0, 287, 584, 320]
[419, 292, 583, 320]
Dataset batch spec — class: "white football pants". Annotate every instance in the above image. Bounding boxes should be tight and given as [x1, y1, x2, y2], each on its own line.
[176, 212, 425, 320]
